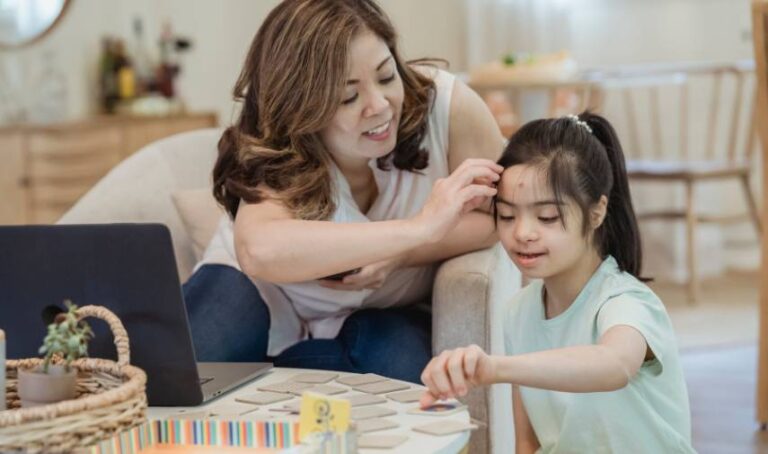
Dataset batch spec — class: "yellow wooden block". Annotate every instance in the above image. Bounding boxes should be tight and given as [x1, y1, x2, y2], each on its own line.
[298, 391, 351, 441]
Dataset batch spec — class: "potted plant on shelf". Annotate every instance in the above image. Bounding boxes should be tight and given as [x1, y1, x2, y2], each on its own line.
[17, 300, 93, 407]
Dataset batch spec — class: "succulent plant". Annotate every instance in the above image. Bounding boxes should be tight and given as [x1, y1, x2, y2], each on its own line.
[38, 301, 93, 373]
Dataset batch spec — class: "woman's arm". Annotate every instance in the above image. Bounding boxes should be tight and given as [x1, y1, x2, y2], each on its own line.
[401, 210, 496, 267]
[401, 78, 506, 266]
[513, 385, 540, 454]
[235, 158, 500, 283]
[447, 78, 506, 172]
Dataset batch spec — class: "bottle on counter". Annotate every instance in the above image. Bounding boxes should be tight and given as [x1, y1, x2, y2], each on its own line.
[131, 16, 156, 95]
[157, 20, 177, 98]
[113, 39, 136, 100]
[99, 37, 119, 113]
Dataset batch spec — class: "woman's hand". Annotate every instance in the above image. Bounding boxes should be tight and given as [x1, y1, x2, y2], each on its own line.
[412, 159, 502, 243]
[318, 254, 405, 291]
[419, 344, 496, 408]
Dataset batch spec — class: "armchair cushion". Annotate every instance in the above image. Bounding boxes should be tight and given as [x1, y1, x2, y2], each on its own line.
[58, 128, 223, 280]
[171, 187, 223, 262]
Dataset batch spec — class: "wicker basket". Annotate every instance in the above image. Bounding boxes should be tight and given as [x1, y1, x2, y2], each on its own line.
[0, 305, 147, 453]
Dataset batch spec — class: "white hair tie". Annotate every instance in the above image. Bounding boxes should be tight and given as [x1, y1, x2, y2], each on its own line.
[566, 114, 593, 134]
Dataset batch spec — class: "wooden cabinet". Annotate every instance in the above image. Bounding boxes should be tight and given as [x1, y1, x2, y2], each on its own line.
[0, 112, 216, 225]
[0, 132, 25, 224]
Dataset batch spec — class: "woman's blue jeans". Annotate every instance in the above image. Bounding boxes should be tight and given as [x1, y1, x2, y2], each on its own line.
[182, 264, 432, 383]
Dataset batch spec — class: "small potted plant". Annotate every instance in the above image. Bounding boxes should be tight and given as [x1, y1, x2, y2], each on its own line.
[17, 300, 93, 407]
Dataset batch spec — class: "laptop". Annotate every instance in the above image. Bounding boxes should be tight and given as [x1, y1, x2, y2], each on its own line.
[0, 223, 272, 406]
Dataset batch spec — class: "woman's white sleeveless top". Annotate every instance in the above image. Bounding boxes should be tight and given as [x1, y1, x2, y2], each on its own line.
[198, 68, 455, 355]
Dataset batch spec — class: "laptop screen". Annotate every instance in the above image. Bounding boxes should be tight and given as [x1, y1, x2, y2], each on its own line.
[0, 223, 205, 406]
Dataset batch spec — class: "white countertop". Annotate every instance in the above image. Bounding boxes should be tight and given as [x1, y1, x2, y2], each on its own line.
[147, 367, 470, 454]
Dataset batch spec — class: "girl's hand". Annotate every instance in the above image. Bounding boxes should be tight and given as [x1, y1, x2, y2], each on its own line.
[318, 255, 405, 291]
[419, 344, 496, 408]
[412, 159, 502, 243]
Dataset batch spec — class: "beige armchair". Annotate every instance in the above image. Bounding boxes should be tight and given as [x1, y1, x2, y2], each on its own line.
[59, 128, 520, 453]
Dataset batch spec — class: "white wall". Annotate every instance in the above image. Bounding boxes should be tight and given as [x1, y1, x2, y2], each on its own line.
[570, 0, 753, 66]
[386, 0, 466, 69]
[466, 0, 752, 68]
[0, 0, 113, 122]
[0, 0, 466, 125]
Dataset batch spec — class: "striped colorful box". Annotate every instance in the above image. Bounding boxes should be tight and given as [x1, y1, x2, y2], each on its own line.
[89, 419, 301, 454]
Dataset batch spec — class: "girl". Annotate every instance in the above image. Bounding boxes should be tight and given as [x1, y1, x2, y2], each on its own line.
[420, 112, 695, 453]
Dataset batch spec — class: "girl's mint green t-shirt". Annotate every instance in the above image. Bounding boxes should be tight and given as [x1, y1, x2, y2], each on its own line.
[504, 256, 695, 453]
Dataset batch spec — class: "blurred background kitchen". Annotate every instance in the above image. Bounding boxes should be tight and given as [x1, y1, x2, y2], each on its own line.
[0, 1, 764, 452]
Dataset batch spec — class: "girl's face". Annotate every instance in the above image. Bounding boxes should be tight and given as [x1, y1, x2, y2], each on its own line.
[320, 30, 404, 166]
[495, 164, 604, 281]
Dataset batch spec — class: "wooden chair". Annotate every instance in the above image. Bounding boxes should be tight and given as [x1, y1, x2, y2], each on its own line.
[592, 61, 760, 304]
[750, 0, 768, 430]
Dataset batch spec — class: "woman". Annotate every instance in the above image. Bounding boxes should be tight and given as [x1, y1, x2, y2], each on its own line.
[183, 0, 505, 383]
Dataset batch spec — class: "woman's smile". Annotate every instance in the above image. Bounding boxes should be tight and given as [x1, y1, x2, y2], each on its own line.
[362, 118, 393, 141]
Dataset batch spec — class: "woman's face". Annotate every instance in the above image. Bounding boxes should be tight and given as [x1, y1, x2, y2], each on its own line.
[320, 30, 405, 166]
[495, 164, 597, 281]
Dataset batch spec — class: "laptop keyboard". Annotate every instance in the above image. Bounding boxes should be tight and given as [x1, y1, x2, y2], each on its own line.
[199, 377, 214, 385]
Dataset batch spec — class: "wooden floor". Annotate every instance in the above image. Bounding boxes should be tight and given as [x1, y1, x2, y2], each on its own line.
[684, 344, 768, 453]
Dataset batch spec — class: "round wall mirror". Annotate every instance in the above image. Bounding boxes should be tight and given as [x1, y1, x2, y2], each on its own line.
[0, 0, 71, 48]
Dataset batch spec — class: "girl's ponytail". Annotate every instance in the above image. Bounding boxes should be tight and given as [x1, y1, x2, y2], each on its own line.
[581, 112, 644, 279]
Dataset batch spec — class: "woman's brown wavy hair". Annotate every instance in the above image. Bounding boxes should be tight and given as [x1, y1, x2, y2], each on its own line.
[213, 0, 437, 220]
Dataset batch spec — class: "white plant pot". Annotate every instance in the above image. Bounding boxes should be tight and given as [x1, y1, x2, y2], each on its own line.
[17, 364, 77, 407]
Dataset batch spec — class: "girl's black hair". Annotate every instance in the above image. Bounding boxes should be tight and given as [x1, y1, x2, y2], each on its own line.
[496, 111, 646, 280]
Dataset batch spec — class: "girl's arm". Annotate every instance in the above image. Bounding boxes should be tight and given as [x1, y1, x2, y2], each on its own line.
[493, 325, 649, 392]
[513, 385, 540, 454]
[420, 325, 649, 404]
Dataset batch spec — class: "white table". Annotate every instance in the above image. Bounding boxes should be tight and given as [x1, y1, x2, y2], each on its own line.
[148, 367, 470, 454]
